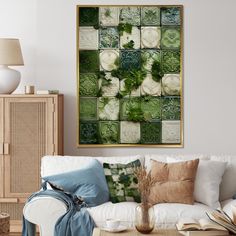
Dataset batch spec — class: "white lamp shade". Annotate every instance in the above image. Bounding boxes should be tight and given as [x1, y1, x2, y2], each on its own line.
[0, 38, 24, 65]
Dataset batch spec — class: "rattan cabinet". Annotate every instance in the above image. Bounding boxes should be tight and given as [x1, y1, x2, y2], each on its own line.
[0, 94, 63, 232]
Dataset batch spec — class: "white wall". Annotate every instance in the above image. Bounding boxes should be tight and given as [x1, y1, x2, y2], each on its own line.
[1, 0, 236, 156]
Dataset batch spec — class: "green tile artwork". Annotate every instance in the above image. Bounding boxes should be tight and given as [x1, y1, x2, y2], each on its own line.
[77, 5, 183, 146]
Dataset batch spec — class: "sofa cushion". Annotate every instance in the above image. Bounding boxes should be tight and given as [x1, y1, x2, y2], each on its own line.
[41, 155, 144, 177]
[168, 157, 226, 208]
[149, 159, 199, 205]
[42, 159, 109, 206]
[87, 201, 214, 229]
[145, 154, 209, 171]
[211, 155, 236, 201]
[103, 160, 141, 203]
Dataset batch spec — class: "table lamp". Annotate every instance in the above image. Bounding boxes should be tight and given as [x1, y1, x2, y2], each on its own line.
[0, 38, 24, 94]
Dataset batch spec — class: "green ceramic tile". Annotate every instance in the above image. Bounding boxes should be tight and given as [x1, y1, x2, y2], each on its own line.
[141, 50, 161, 72]
[141, 7, 160, 26]
[120, 97, 141, 121]
[79, 7, 99, 26]
[162, 50, 180, 73]
[79, 73, 98, 96]
[79, 122, 98, 144]
[141, 97, 161, 121]
[99, 27, 119, 48]
[99, 121, 119, 144]
[120, 7, 141, 25]
[161, 27, 181, 49]
[120, 50, 141, 70]
[140, 122, 162, 144]
[79, 50, 99, 73]
[79, 97, 97, 121]
[161, 7, 181, 25]
[98, 97, 119, 120]
[161, 96, 181, 120]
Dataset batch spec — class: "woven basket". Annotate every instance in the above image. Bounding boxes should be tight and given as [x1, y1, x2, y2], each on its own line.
[0, 213, 10, 234]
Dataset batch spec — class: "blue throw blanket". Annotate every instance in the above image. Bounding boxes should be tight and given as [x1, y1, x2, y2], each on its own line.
[22, 186, 95, 236]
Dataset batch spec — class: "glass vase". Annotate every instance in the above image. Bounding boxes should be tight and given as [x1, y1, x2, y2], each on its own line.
[135, 203, 155, 234]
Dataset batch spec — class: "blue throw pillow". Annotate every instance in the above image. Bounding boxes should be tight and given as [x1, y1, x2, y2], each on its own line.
[42, 159, 109, 207]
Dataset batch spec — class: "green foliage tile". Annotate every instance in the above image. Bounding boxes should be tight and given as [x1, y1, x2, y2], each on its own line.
[162, 50, 180, 73]
[99, 121, 119, 144]
[79, 7, 99, 26]
[120, 7, 141, 25]
[79, 50, 99, 73]
[141, 50, 161, 72]
[120, 50, 141, 70]
[99, 27, 119, 48]
[79, 97, 97, 120]
[120, 98, 141, 121]
[141, 7, 160, 25]
[161, 27, 181, 49]
[79, 73, 98, 96]
[141, 122, 162, 144]
[79, 122, 99, 144]
[141, 97, 161, 121]
[162, 96, 181, 120]
[161, 7, 181, 25]
[98, 97, 119, 120]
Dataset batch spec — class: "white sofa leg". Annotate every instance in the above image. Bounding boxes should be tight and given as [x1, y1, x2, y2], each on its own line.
[23, 197, 67, 236]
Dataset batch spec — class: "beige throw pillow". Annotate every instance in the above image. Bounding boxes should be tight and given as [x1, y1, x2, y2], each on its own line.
[149, 159, 199, 205]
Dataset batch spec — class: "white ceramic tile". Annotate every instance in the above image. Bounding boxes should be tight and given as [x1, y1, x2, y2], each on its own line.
[79, 27, 98, 50]
[162, 120, 181, 143]
[100, 50, 119, 71]
[100, 7, 119, 26]
[162, 74, 180, 96]
[141, 74, 161, 96]
[120, 121, 141, 144]
[120, 26, 140, 49]
[141, 27, 161, 48]
[99, 73, 119, 97]
[98, 97, 119, 120]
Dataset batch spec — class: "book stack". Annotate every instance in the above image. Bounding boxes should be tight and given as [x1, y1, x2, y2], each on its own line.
[176, 217, 229, 236]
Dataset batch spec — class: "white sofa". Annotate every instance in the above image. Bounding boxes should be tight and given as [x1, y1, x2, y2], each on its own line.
[23, 154, 236, 236]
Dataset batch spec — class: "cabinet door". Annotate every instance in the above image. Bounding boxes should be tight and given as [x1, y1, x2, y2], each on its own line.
[4, 97, 54, 198]
[0, 98, 4, 198]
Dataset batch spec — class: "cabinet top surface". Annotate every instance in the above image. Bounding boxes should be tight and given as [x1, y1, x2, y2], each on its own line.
[0, 94, 63, 97]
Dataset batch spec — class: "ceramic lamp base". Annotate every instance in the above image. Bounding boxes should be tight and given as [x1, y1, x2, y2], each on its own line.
[0, 65, 21, 94]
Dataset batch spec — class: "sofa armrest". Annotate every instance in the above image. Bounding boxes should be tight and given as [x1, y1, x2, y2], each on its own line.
[23, 196, 67, 236]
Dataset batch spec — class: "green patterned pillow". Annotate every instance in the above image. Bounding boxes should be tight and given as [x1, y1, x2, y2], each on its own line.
[103, 160, 141, 203]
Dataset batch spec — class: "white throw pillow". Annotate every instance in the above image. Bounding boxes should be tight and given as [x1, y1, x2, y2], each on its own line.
[167, 157, 226, 208]
[211, 155, 236, 201]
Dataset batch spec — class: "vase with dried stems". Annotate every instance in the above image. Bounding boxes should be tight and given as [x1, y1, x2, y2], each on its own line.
[134, 166, 156, 234]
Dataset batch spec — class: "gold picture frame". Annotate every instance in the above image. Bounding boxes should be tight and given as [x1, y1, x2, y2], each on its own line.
[76, 5, 184, 147]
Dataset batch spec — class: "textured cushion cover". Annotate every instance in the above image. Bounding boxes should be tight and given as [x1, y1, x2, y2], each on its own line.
[103, 159, 141, 203]
[42, 159, 109, 206]
[168, 157, 226, 208]
[211, 155, 236, 201]
[149, 159, 199, 205]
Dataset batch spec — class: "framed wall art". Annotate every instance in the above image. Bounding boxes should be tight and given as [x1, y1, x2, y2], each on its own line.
[77, 5, 183, 147]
